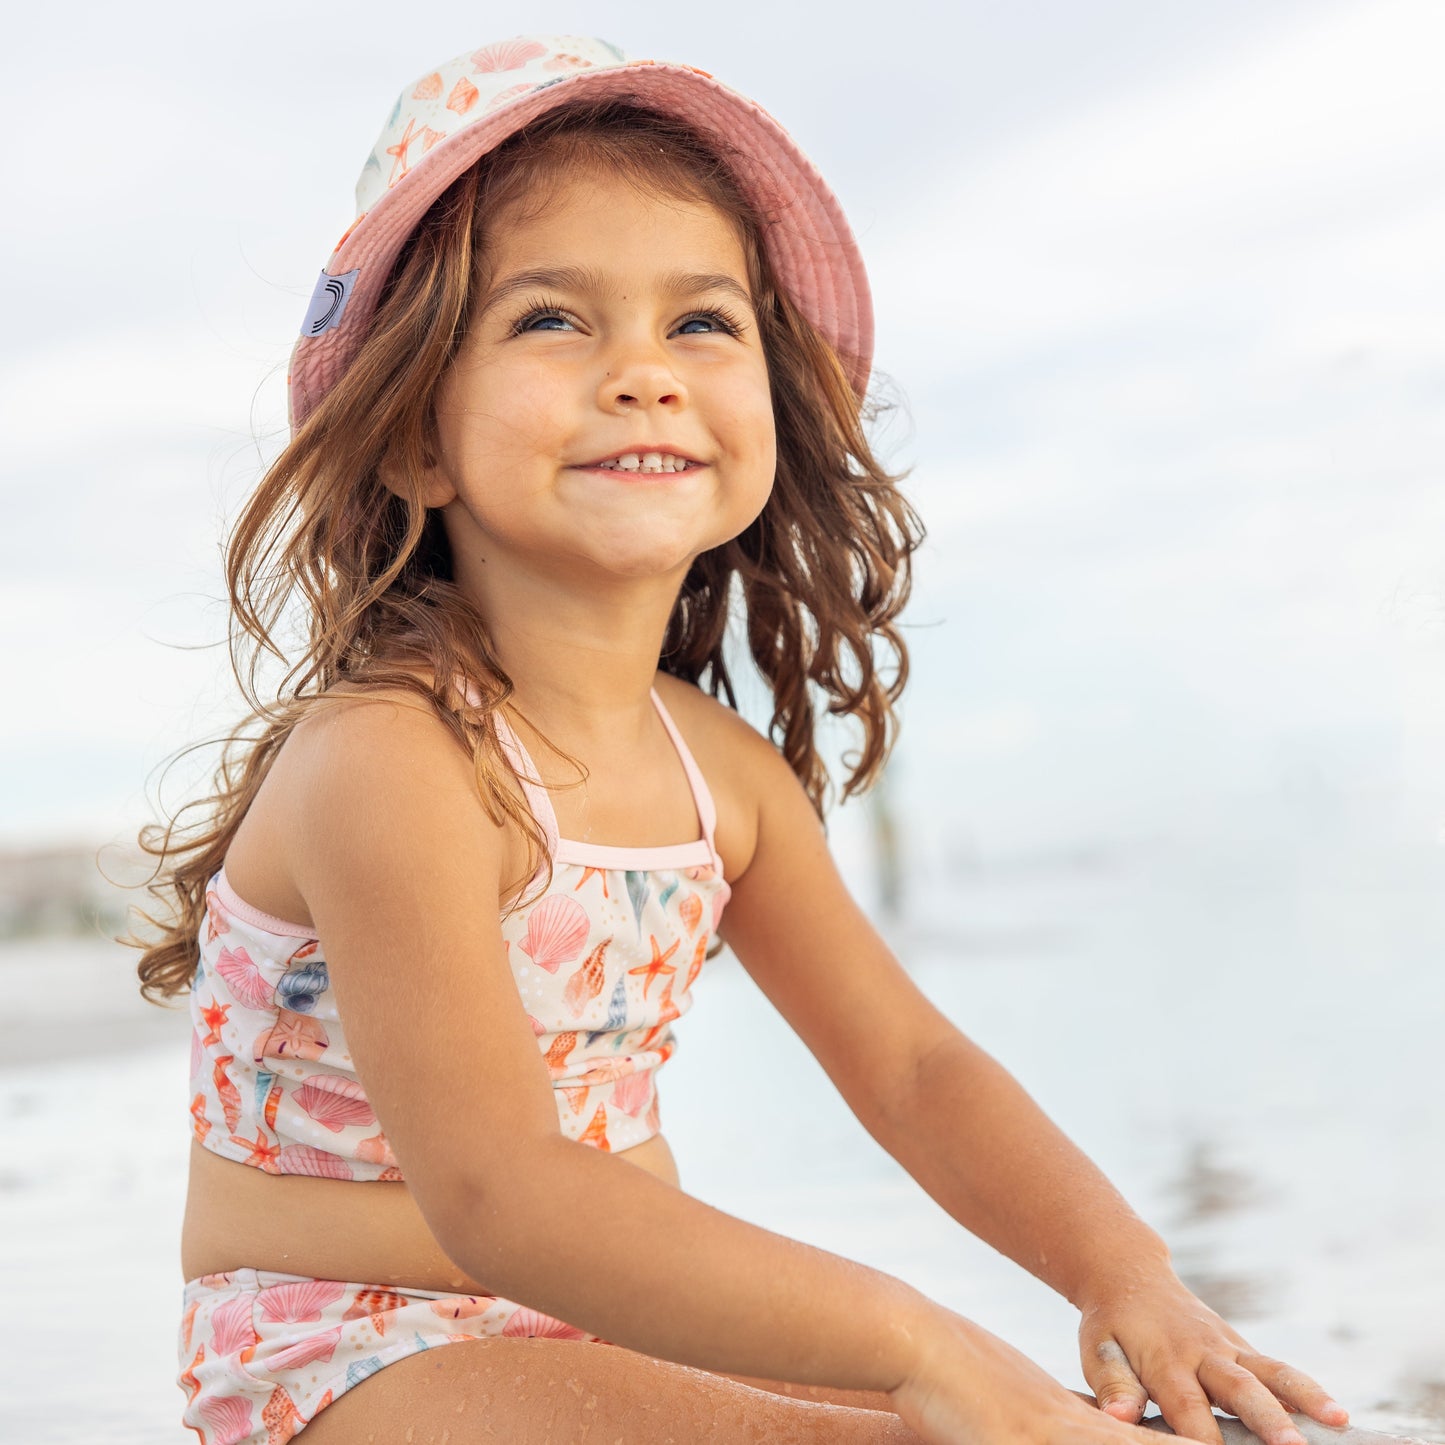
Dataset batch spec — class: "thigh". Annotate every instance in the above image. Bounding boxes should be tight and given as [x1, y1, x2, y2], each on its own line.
[301, 1336, 920, 1444]
[715, 1370, 900, 1412]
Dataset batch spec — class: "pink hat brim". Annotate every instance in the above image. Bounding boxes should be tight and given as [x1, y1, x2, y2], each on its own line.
[287, 62, 872, 431]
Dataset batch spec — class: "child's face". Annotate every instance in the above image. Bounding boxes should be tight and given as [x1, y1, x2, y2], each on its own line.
[423, 167, 777, 599]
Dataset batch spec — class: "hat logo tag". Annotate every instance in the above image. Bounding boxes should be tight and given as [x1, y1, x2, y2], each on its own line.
[301, 269, 360, 338]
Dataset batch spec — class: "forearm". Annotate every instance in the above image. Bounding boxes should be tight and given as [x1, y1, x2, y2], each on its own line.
[430, 1133, 932, 1391]
[875, 1033, 1174, 1307]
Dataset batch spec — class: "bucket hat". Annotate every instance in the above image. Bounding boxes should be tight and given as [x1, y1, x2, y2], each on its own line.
[287, 35, 872, 431]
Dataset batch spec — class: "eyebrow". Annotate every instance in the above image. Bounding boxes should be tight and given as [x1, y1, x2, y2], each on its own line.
[477, 265, 755, 317]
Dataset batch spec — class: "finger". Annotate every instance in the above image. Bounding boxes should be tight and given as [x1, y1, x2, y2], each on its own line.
[1198, 1357, 1307, 1445]
[1149, 1372, 1226, 1445]
[1084, 1336, 1150, 1424]
[1239, 1353, 1350, 1428]
[1068, 1392, 1187, 1445]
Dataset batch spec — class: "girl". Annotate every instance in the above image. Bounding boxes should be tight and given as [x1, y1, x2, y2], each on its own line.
[135, 35, 1351, 1445]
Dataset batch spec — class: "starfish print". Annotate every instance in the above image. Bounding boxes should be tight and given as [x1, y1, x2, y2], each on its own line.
[385, 118, 422, 187]
[199, 996, 230, 1047]
[231, 1127, 281, 1173]
[628, 934, 679, 998]
[573, 867, 609, 897]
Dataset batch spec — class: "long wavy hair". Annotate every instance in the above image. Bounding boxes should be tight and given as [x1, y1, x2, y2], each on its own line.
[131, 98, 923, 1003]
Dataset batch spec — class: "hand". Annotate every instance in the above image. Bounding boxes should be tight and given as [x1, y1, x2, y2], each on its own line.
[1077, 1268, 1350, 1445]
[888, 1303, 1178, 1445]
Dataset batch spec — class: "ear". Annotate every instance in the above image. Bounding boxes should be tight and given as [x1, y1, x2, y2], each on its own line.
[377, 436, 457, 509]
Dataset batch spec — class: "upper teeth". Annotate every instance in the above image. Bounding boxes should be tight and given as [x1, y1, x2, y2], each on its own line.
[597, 452, 690, 473]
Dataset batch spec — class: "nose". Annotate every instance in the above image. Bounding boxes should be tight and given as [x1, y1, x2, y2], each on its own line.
[596, 334, 688, 413]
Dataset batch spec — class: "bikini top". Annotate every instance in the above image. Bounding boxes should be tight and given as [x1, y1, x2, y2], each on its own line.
[186, 687, 731, 1180]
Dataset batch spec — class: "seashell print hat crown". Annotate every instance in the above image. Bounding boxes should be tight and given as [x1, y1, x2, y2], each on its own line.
[286, 35, 873, 432]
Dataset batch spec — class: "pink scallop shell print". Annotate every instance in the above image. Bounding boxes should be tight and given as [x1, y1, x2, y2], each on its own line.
[276, 1144, 353, 1180]
[209, 1294, 259, 1357]
[471, 38, 546, 72]
[487, 82, 534, 110]
[257, 1278, 347, 1324]
[214, 946, 274, 1012]
[517, 894, 589, 973]
[198, 1395, 254, 1445]
[294, 1075, 377, 1132]
[268, 1326, 343, 1371]
[609, 1068, 652, 1117]
[502, 1307, 586, 1340]
[205, 891, 231, 940]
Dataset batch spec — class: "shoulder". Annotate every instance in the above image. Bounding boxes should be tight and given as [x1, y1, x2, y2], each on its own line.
[651, 672, 772, 758]
[228, 682, 498, 926]
[651, 673, 807, 882]
[280, 682, 476, 802]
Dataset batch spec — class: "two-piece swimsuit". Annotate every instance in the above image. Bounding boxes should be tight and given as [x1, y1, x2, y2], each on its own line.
[177, 687, 731, 1445]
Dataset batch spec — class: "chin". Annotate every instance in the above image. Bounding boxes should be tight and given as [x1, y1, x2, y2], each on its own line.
[595, 545, 703, 580]
[580, 524, 733, 580]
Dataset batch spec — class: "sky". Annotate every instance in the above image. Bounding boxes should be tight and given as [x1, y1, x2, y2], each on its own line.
[3, 0, 1444, 877]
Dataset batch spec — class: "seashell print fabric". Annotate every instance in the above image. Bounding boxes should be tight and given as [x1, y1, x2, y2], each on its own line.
[188, 852, 726, 1176]
[356, 35, 626, 214]
[180, 1268, 606, 1443]
[187, 688, 730, 1178]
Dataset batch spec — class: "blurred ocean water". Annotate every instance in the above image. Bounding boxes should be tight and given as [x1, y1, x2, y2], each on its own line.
[1, 830, 1441, 1442]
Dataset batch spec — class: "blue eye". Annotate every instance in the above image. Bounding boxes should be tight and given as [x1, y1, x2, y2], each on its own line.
[517, 309, 574, 332]
[675, 310, 741, 336]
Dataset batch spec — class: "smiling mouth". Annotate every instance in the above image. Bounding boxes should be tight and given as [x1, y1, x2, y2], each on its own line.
[582, 451, 699, 475]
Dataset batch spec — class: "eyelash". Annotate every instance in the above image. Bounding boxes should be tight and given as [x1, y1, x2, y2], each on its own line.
[506, 296, 746, 338]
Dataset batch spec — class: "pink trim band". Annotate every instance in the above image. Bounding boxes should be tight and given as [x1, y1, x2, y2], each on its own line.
[213, 868, 317, 939]
[554, 837, 715, 869]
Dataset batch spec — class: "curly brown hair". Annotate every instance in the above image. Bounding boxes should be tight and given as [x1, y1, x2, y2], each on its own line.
[130, 98, 923, 1003]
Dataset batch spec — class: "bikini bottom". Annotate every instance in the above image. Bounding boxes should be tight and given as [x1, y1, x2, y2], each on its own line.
[177, 1268, 608, 1444]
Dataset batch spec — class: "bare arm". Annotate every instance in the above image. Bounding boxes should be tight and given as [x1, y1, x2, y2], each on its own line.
[717, 728, 1346, 1445]
[284, 693, 925, 1393]
[871, 1032, 1171, 1305]
[716, 728, 1169, 1299]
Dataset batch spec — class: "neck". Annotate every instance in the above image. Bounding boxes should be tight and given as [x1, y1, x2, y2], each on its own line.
[458, 553, 687, 748]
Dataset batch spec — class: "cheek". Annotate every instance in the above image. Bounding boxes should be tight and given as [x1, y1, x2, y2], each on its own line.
[715, 367, 777, 469]
[438, 360, 575, 465]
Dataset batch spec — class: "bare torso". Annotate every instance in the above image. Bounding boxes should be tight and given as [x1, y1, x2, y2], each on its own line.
[182, 1133, 680, 1291]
